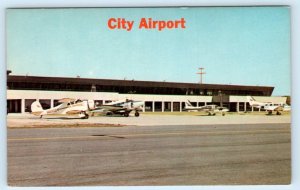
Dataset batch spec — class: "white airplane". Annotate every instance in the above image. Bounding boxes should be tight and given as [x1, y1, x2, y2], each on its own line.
[31, 98, 95, 119]
[184, 100, 229, 116]
[92, 99, 144, 117]
[246, 96, 291, 115]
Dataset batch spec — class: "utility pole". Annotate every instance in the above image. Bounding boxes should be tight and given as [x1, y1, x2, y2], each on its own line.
[196, 67, 206, 84]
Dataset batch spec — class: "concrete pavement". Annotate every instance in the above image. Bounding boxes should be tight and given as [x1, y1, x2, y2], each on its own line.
[8, 123, 291, 186]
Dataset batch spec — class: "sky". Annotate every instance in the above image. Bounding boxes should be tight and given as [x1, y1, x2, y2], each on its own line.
[6, 7, 290, 96]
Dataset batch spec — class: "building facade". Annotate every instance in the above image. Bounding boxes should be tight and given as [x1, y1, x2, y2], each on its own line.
[7, 75, 287, 113]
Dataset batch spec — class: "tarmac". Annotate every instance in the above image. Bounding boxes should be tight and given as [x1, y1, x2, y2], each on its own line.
[6, 112, 291, 128]
[7, 113, 291, 186]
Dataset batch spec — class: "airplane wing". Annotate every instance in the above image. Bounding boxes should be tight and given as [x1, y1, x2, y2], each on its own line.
[214, 106, 229, 112]
[92, 105, 126, 112]
[43, 102, 70, 114]
[65, 110, 83, 114]
[185, 105, 229, 112]
[263, 105, 283, 111]
[184, 106, 208, 111]
[101, 105, 124, 110]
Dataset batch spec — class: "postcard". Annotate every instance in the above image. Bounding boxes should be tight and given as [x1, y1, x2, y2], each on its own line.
[6, 7, 291, 186]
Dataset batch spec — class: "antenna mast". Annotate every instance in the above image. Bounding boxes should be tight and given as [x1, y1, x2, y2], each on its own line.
[196, 67, 206, 84]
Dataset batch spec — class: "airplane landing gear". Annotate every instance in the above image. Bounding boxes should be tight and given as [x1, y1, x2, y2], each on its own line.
[124, 112, 129, 117]
[135, 111, 140, 117]
[276, 111, 282, 115]
[208, 112, 215, 116]
[80, 112, 89, 119]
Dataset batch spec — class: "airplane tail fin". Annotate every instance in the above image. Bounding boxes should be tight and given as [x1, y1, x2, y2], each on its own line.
[246, 96, 256, 106]
[31, 101, 44, 114]
[86, 100, 95, 110]
[185, 100, 193, 108]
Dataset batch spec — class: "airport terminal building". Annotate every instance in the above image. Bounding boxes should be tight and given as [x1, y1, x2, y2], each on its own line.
[7, 74, 288, 114]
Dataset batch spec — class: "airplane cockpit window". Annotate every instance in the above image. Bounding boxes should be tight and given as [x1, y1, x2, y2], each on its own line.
[115, 103, 124, 107]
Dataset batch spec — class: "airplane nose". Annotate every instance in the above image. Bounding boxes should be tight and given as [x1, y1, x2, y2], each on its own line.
[134, 102, 144, 109]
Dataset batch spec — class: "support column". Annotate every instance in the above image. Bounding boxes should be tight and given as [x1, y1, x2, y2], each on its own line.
[9, 100, 13, 113]
[171, 102, 173, 112]
[204, 102, 207, 106]
[237, 102, 240, 112]
[251, 106, 254, 112]
[244, 102, 247, 112]
[179, 102, 182, 112]
[51, 99, 54, 108]
[142, 102, 145, 112]
[21, 99, 25, 114]
[162, 101, 165, 112]
[152, 101, 155, 112]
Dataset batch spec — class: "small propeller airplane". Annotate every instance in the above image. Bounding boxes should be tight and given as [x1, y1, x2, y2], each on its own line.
[184, 100, 229, 116]
[246, 96, 291, 115]
[31, 98, 95, 119]
[92, 99, 144, 117]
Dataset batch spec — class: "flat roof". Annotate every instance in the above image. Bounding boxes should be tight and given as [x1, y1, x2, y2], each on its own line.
[7, 75, 274, 96]
[7, 75, 273, 89]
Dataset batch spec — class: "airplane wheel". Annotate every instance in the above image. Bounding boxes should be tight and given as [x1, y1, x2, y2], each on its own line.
[208, 112, 212, 116]
[135, 112, 140, 117]
[222, 113, 225, 116]
[124, 112, 129, 117]
[84, 113, 89, 119]
[213, 113, 216, 116]
[277, 112, 281, 115]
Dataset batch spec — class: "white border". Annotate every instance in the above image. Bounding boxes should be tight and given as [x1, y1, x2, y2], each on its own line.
[1, 1, 299, 190]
